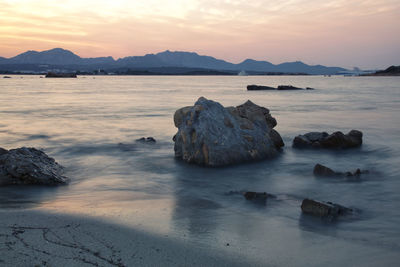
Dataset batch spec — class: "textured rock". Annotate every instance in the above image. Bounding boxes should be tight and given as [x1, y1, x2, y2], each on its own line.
[301, 199, 352, 219]
[173, 97, 284, 166]
[0, 147, 68, 186]
[293, 130, 362, 149]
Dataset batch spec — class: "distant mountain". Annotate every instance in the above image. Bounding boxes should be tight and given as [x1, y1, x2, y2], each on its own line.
[7, 48, 114, 66]
[367, 65, 400, 76]
[0, 48, 347, 75]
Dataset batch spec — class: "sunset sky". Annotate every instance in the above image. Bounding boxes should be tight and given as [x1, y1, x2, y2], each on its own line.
[0, 0, 399, 69]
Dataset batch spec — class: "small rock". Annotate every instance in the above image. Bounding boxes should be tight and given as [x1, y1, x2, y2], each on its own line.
[301, 198, 352, 219]
[313, 163, 368, 178]
[136, 137, 156, 143]
[243, 191, 269, 200]
[293, 130, 363, 149]
[313, 164, 340, 177]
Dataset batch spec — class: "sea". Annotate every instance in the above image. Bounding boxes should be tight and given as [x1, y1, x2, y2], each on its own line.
[1, 75, 399, 266]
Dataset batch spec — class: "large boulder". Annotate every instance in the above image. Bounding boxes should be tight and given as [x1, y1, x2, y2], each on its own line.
[0, 147, 68, 186]
[173, 97, 284, 166]
[293, 130, 362, 149]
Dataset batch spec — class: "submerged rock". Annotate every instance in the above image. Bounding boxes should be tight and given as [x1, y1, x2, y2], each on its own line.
[301, 198, 352, 219]
[293, 130, 362, 149]
[243, 191, 269, 200]
[136, 137, 156, 143]
[313, 163, 369, 177]
[173, 97, 284, 166]
[0, 147, 68, 186]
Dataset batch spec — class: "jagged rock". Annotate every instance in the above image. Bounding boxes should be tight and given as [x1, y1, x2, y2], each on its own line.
[173, 97, 284, 166]
[277, 85, 303, 90]
[0, 147, 68, 186]
[293, 130, 362, 149]
[136, 137, 156, 143]
[301, 198, 352, 219]
[314, 163, 369, 177]
[247, 85, 276, 90]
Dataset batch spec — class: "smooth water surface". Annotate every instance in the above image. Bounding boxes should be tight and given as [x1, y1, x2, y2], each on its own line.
[1, 75, 399, 266]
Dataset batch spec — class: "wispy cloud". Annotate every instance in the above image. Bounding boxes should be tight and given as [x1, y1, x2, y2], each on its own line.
[0, 0, 399, 68]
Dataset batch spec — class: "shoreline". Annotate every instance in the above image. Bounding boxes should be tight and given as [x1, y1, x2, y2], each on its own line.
[0, 209, 262, 267]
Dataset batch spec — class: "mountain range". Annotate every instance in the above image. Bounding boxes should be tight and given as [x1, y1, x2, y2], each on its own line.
[0, 48, 347, 75]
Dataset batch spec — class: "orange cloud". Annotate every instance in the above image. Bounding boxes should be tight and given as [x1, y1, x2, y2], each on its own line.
[0, 0, 399, 68]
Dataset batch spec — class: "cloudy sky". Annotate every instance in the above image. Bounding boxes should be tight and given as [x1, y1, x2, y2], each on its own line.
[0, 0, 399, 68]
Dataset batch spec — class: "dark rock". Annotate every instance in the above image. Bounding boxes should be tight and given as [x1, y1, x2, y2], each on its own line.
[313, 164, 340, 177]
[277, 85, 303, 90]
[0, 147, 8, 155]
[306, 87, 314, 90]
[247, 85, 276, 90]
[243, 191, 268, 200]
[301, 198, 352, 219]
[293, 130, 362, 149]
[3, 76, 11, 78]
[173, 97, 284, 166]
[0, 147, 68, 186]
[136, 137, 156, 143]
[45, 72, 77, 78]
[314, 163, 369, 178]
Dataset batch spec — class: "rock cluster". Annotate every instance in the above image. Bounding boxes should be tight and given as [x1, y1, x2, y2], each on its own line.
[293, 130, 362, 149]
[173, 97, 284, 166]
[0, 147, 68, 186]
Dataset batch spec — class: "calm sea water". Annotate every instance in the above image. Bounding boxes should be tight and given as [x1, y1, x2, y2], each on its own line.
[1, 75, 400, 266]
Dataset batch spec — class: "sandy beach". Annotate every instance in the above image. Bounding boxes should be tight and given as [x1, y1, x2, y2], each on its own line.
[0, 209, 263, 267]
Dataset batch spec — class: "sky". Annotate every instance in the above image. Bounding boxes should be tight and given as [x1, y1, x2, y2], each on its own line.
[0, 0, 399, 69]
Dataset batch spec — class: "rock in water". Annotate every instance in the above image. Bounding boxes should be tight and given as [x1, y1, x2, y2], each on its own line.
[0, 147, 68, 186]
[313, 163, 369, 178]
[173, 97, 284, 166]
[277, 85, 303, 90]
[247, 85, 276, 90]
[301, 199, 352, 219]
[293, 130, 362, 149]
[313, 163, 339, 177]
[136, 137, 156, 143]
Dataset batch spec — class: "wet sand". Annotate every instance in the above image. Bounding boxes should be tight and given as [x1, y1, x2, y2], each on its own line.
[0, 209, 263, 267]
